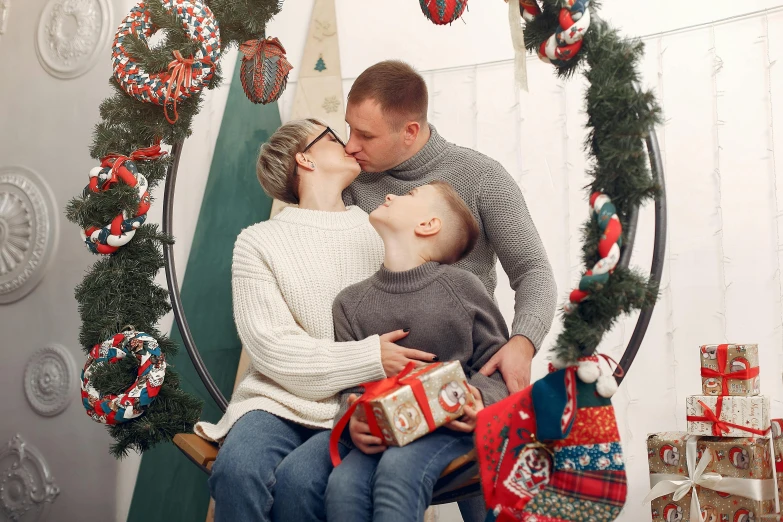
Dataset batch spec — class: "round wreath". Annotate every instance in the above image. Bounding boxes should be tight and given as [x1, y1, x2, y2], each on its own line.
[111, 0, 221, 123]
[80, 329, 167, 425]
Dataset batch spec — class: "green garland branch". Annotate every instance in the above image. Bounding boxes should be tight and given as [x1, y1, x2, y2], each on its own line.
[525, 1, 662, 363]
[66, 0, 282, 457]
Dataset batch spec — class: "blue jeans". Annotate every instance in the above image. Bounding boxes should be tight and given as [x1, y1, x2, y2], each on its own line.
[208, 410, 348, 522]
[325, 428, 475, 522]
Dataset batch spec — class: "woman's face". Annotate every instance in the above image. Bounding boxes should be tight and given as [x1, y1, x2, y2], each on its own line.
[304, 126, 361, 184]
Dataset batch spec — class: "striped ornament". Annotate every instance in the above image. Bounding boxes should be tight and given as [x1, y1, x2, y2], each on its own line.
[111, 0, 221, 122]
[239, 37, 293, 105]
[419, 0, 467, 25]
[564, 192, 622, 313]
[81, 330, 167, 425]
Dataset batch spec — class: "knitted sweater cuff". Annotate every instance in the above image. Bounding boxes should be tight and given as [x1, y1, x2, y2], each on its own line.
[511, 315, 548, 352]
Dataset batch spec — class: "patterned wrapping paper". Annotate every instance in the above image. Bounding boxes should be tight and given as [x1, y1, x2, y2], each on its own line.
[366, 361, 475, 447]
[766, 419, 783, 520]
[647, 432, 777, 522]
[686, 395, 770, 437]
[700, 344, 760, 396]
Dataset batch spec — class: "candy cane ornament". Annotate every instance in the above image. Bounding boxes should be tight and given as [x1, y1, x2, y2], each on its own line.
[564, 192, 622, 313]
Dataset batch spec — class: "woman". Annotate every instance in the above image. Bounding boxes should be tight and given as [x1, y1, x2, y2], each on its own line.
[194, 119, 436, 522]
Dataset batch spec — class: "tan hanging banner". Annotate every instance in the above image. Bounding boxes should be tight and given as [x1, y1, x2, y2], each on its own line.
[271, 0, 346, 217]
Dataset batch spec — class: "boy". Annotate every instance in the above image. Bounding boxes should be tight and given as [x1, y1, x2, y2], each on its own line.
[325, 181, 510, 522]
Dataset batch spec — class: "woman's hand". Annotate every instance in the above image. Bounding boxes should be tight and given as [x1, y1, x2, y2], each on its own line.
[380, 329, 437, 377]
[347, 394, 387, 454]
[444, 384, 484, 433]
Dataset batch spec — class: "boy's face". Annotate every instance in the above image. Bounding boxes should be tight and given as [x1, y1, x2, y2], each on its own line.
[369, 185, 441, 235]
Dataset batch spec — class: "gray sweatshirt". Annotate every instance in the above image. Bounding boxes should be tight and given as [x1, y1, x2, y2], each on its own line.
[344, 125, 557, 351]
[332, 262, 510, 416]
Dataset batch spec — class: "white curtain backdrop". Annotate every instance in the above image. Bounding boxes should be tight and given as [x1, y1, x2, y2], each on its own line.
[277, 8, 783, 520]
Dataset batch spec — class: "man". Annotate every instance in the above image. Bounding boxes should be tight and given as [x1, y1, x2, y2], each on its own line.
[343, 60, 557, 395]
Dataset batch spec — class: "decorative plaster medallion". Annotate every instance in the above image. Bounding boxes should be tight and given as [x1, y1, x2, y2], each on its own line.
[0, 0, 10, 36]
[34, 0, 111, 79]
[24, 344, 76, 417]
[0, 167, 58, 305]
[0, 434, 59, 522]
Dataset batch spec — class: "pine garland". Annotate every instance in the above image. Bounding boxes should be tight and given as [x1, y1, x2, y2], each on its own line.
[525, 0, 662, 363]
[66, 0, 281, 458]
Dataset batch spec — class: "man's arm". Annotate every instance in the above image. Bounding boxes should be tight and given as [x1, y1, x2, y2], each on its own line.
[476, 162, 558, 392]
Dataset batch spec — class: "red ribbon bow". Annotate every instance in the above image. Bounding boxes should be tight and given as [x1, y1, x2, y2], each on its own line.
[329, 362, 440, 467]
[686, 397, 768, 437]
[164, 50, 195, 124]
[90, 140, 166, 193]
[700, 344, 759, 396]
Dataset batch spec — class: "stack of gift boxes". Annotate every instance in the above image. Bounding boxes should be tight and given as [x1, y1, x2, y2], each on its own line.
[646, 344, 782, 522]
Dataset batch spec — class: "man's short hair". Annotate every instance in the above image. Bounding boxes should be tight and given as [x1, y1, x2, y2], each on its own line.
[428, 181, 480, 265]
[256, 118, 325, 204]
[348, 60, 428, 130]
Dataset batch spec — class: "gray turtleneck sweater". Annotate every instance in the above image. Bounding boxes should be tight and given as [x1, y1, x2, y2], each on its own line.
[343, 125, 557, 351]
[333, 262, 509, 408]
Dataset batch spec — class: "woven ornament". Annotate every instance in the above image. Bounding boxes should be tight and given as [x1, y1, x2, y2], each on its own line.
[476, 361, 627, 522]
[564, 192, 622, 313]
[81, 329, 166, 425]
[112, 0, 221, 123]
[419, 0, 467, 25]
[239, 37, 293, 104]
[80, 143, 165, 255]
[528, 0, 591, 66]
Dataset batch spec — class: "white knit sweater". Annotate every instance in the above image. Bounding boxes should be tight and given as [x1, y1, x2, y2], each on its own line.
[195, 206, 387, 441]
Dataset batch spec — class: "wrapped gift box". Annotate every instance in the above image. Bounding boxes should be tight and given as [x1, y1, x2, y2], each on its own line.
[646, 432, 777, 521]
[700, 343, 760, 396]
[365, 361, 476, 447]
[686, 395, 770, 437]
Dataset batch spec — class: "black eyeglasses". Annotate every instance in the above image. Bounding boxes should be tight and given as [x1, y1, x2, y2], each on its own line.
[303, 126, 345, 152]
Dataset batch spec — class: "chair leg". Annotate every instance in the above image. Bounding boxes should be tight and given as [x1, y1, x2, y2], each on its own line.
[205, 498, 215, 522]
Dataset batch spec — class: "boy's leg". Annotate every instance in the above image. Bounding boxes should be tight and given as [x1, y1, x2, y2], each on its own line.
[457, 496, 488, 522]
[208, 410, 306, 522]
[372, 429, 474, 522]
[271, 429, 351, 522]
[325, 448, 382, 522]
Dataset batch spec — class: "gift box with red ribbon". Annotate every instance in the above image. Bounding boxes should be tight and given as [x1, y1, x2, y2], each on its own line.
[686, 395, 770, 438]
[330, 361, 474, 465]
[700, 344, 760, 396]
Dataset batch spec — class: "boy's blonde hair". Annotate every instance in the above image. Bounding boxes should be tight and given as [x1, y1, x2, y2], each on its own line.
[256, 118, 326, 204]
[428, 181, 480, 265]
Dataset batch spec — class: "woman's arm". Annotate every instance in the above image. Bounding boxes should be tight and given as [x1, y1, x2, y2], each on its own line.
[232, 233, 386, 401]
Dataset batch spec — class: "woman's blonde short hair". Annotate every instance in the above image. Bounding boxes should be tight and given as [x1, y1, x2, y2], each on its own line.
[256, 118, 326, 204]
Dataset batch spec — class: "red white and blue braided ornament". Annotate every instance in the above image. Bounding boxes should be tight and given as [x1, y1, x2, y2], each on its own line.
[518, 0, 541, 22]
[420, 0, 467, 25]
[80, 144, 165, 255]
[81, 330, 166, 425]
[564, 192, 622, 313]
[239, 36, 293, 105]
[112, 0, 221, 123]
[529, 0, 591, 66]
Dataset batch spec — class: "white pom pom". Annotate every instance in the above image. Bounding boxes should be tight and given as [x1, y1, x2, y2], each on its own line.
[577, 360, 600, 383]
[596, 375, 619, 398]
[550, 357, 570, 370]
[90, 166, 103, 178]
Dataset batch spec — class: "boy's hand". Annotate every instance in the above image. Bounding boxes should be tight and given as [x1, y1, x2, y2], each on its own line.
[347, 394, 387, 454]
[380, 329, 437, 376]
[444, 384, 484, 433]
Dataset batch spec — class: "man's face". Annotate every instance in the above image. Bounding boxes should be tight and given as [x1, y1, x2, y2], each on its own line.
[369, 185, 440, 234]
[345, 99, 407, 172]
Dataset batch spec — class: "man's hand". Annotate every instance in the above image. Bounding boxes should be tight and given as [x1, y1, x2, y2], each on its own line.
[347, 394, 387, 454]
[380, 329, 437, 377]
[479, 335, 535, 394]
[445, 384, 484, 433]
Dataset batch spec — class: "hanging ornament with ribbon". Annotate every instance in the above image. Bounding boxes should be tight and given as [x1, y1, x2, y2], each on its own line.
[239, 36, 294, 104]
